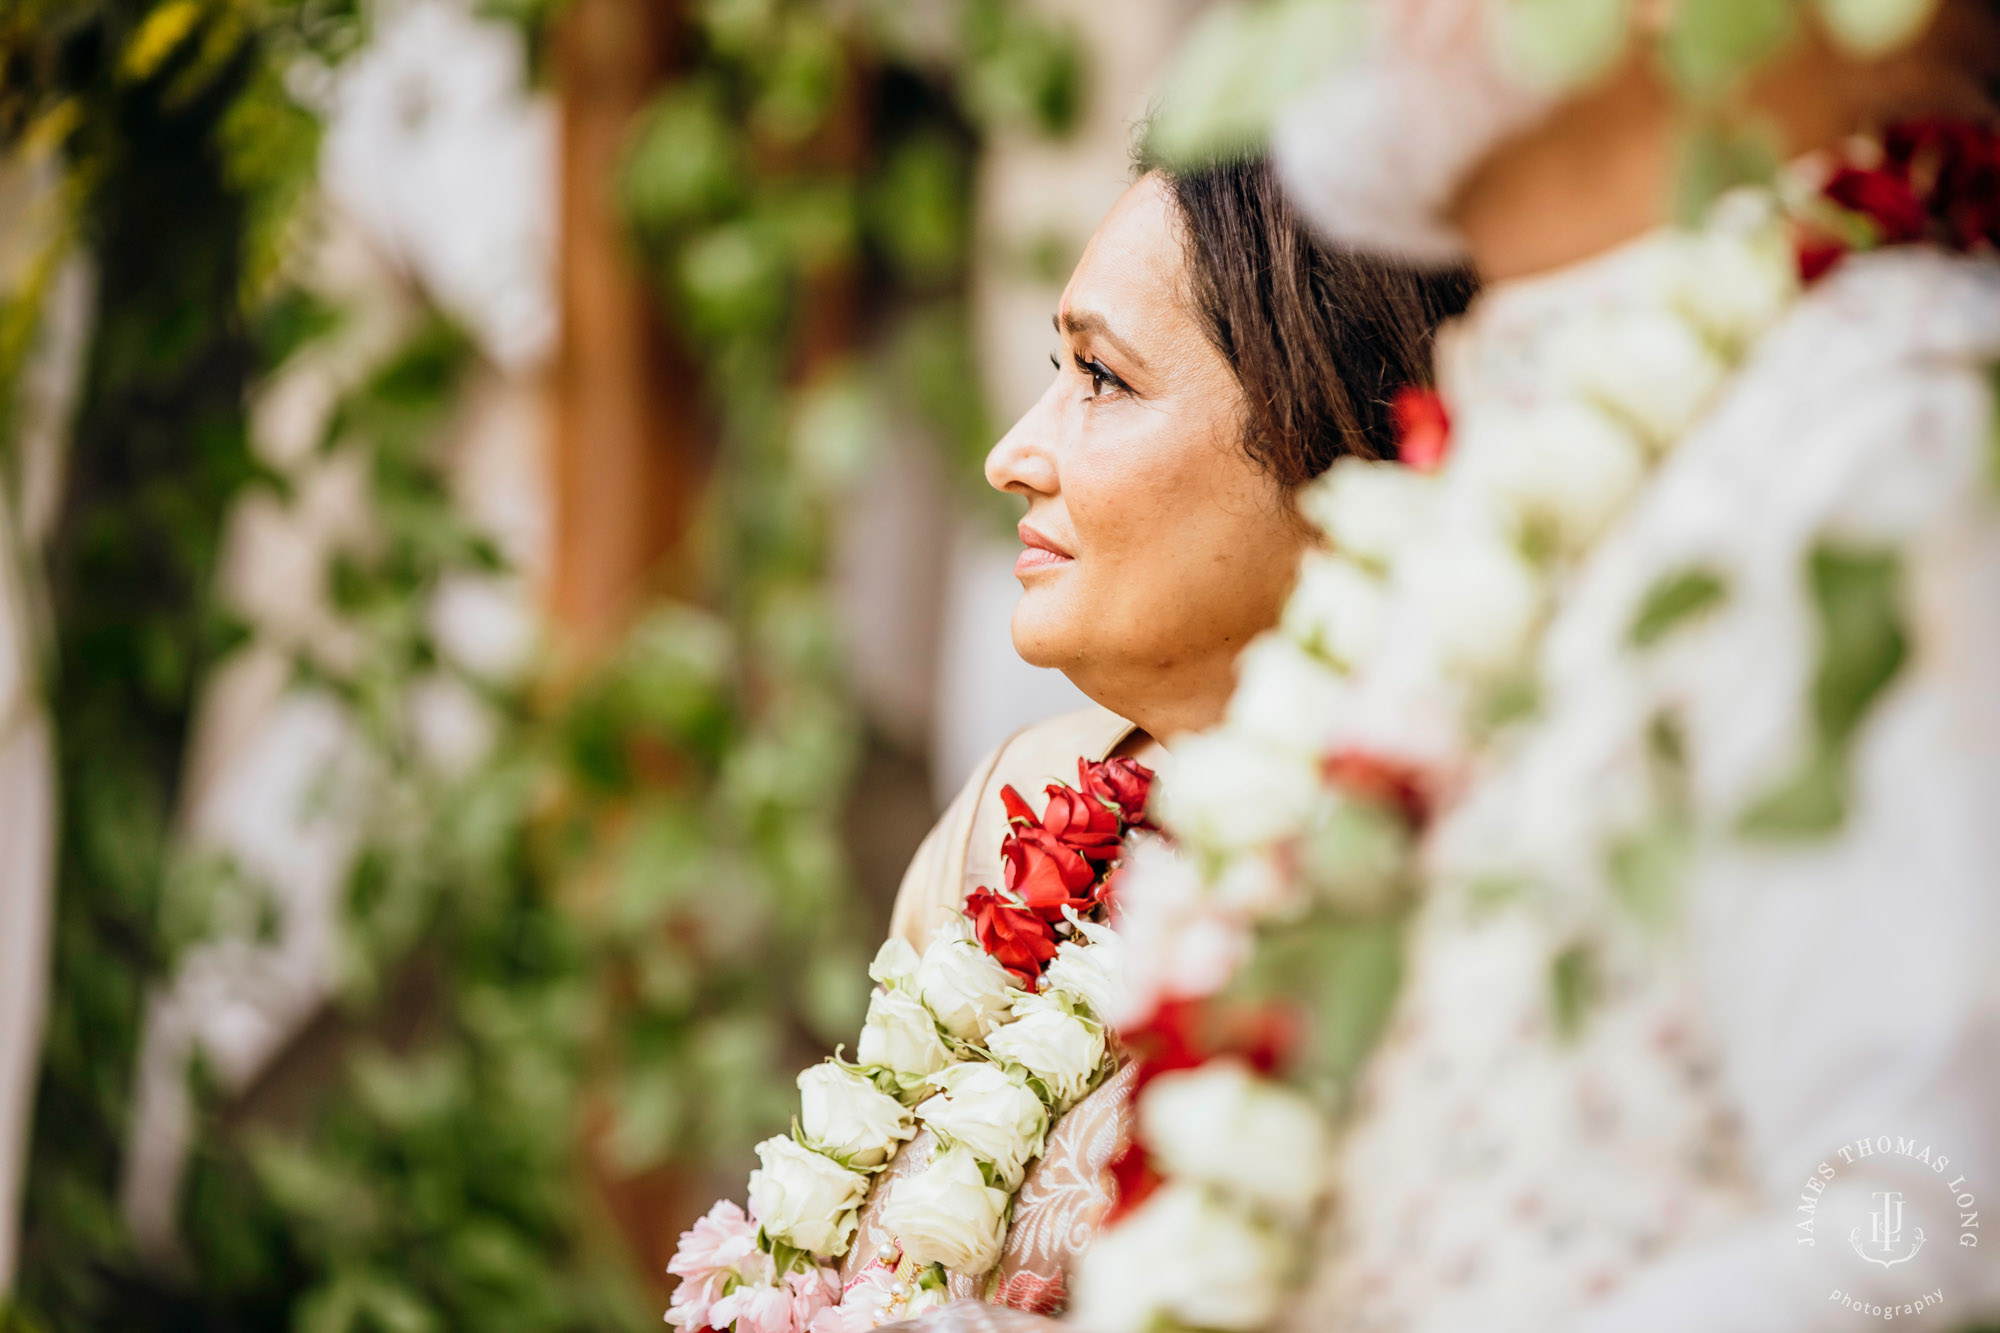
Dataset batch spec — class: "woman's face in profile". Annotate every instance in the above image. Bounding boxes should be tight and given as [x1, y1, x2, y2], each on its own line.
[985, 173, 1308, 736]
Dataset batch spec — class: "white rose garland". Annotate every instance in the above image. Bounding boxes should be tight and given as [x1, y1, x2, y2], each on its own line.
[666, 758, 1155, 1333]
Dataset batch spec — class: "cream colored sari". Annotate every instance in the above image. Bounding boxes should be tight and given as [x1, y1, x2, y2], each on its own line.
[844, 705, 1141, 1316]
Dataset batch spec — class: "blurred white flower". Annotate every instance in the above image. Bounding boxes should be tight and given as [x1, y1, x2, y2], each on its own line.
[1158, 728, 1323, 855]
[1401, 525, 1543, 677]
[913, 928, 1018, 1043]
[1070, 1183, 1291, 1333]
[856, 988, 949, 1085]
[1137, 1060, 1331, 1222]
[1667, 207, 1797, 350]
[1111, 838, 1253, 1026]
[913, 1062, 1049, 1190]
[1465, 403, 1648, 553]
[1558, 306, 1726, 447]
[985, 991, 1105, 1110]
[881, 1145, 1009, 1276]
[1298, 458, 1437, 567]
[745, 1136, 868, 1258]
[1225, 633, 1354, 758]
[796, 1063, 915, 1169]
[1282, 551, 1388, 669]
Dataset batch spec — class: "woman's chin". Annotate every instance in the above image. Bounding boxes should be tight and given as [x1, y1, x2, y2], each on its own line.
[1008, 595, 1085, 671]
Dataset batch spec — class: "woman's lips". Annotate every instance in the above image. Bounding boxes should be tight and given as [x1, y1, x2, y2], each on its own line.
[1015, 524, 1074, 577]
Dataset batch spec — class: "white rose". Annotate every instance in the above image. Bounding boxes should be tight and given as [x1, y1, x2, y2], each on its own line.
[1667, 211, 1795, 349]
[1281, 551, 1387, 669]
[880, 1145, 1008, 1276]
[1225, 633, 1354, 758]
[1112, 837, 1251, 1025]
[1157, 728, 1322, 854]
[1401, 523, 1543, 677]
[867, 936, 919, 990]
[1137, 1060, 1331, 1221]
[1465, 403, 1647, 553]
[1040, 917, 1126, 1021]
[912, 1062, 1049, 1189]
[1070, 1183, 1291, 1333]
[914, 927, 1018, 1043]
[797, 1062, 916, 1168]
[1558, 305, 1726, 447]
[985, 990, 1105, 1109]
[1297, 458, 1436, 565]
[856, 987, 949, 1084]
[745, 1135, 869, 1258]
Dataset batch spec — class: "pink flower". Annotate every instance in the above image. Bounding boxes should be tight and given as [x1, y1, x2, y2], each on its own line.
[666, 1200, 769, 1331]
[806, 1266, 897, 1333]
[710, 1269, 841, 1333]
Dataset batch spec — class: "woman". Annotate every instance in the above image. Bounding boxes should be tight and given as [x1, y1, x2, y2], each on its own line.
[848, 158, 1473, 1309]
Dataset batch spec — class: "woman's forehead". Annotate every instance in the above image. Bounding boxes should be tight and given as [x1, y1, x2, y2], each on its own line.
[1058, 175, 1188, 341]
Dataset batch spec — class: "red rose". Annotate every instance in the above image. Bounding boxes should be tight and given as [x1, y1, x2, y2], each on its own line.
[1794, 227, 1849, 283]
[998, 783, 1100, 918]
[1822, 165, 1928, 244]
[965, 887, 1060, 984]
[1390, 384, 1451, 472]
[1040, 780, 1123, 861]
[1079, 756, 1155, 830]
[1321, 749, 1434, 828]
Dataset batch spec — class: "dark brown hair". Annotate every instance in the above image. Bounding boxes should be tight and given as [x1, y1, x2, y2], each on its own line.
[1158, 157, 1476, 487]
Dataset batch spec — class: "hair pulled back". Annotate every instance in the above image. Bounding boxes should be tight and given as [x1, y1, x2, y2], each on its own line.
[1157, 156, 1476, 487]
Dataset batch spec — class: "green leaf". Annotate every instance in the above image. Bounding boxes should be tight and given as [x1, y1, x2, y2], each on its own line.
[1549, 943, 1597, 1040]
[1739, 543, 1907, 839]
[1629, 565, 1730, 647]
[1232, 912, 1404, 1100]
[1660, 0, 1798, 99]
[1492, 0, 1634, 92]
[1813, 0, 1940, 57]
[1146, 0, 1362, 166]
[1806, 544, 1907, 742]
[1674, 115, 1783, 227]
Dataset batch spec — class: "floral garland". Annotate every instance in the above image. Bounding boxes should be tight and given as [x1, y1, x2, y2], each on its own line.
[666, 758, 1155, 1333]
[1067, 118, 2000, 1333]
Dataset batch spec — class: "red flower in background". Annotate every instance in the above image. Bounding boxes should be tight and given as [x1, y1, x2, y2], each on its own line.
[1080, 756, 1155, 830]
[1797, 118, 2000, 281]
[965, 887, 1060, 984]
[1390, 385, 1451, 472]
[1322, 749, 1435, 828]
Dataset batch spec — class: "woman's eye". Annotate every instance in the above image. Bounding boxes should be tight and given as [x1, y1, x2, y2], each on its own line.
[1073, 354, 1123, 399]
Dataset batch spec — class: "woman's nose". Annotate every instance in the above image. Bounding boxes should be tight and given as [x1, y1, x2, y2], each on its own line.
[984, 386, 1062, 498]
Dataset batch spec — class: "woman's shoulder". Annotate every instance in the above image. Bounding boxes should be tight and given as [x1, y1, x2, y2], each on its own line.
[886, 704, 1137, 949]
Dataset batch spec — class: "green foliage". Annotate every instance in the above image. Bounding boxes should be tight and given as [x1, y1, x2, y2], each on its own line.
[7, 2, 1076, 1329]
[1627, 564, 1729, 648]
[1660, 0, 1797, 101]
[1739, 543, 1908, 838]
[1491, 0, 1632, 92]
[1143, 0, 1361, 167]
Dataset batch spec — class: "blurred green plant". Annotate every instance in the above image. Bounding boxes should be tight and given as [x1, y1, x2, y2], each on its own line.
[1, 0, 1077, 1330]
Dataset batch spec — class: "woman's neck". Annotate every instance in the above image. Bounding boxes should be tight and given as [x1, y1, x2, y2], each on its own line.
[1449, 15, 2000, 283]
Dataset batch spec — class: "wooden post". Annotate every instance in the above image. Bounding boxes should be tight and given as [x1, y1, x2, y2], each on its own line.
[550, 0, 705, 659]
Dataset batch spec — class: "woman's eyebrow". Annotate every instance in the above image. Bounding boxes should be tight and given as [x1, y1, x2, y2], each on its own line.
[1054, 310, 1149, 371]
